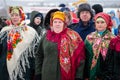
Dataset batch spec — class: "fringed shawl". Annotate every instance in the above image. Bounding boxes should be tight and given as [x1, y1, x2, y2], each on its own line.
[0, 25, 40, 80]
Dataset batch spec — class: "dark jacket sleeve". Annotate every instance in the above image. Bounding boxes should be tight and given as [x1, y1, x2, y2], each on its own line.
[84, 39, 93, 79]
[35, 34, 45, 79]
[103, 47, 114, 80]
[76, 60, 85, 80]
[0, 42, 2, 54]
[75, 40, 85, 80]
[0, 36, 9, 80]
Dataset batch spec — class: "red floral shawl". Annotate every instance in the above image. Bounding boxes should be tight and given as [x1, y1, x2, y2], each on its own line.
[47, 28, 85, 80]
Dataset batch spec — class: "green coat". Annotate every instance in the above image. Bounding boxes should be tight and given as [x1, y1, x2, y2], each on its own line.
[35, 34, 61, 80]
[84, 30, 114, 80]
[35, 33, 85, 80]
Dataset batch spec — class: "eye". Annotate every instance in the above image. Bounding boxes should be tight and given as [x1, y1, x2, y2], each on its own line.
[101, 21, 105, 23]
[11, 14, 14, 17]
[96, 21, 99, 24]
[53, 21, 57, 23]
[59, 21, 62, 23]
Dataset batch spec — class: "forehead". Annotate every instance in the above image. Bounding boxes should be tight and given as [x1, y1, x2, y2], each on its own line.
[80, 11, 90, 13]
[53, 18, 63, 22]
[10, 13, 20, 16]
[35, 17, 41, 19]
[96, 17, 105, 22]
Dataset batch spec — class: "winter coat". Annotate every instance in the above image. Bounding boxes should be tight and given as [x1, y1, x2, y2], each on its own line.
[70, 20, 95, 41]
[28, 11, 45, 36]
[103, 36, 120, 80]
[84, 30, 114, 80]
[35, 28, 85, 80]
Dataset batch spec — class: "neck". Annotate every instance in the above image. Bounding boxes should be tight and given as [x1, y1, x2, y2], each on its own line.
[98, 30, 106, 36]
[83, 22, 88, 26]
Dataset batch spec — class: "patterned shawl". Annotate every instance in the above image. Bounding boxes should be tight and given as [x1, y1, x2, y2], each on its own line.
[47, 28, 85, 80]
[86, 30, 114, 69]
[0, 25, 40, 79]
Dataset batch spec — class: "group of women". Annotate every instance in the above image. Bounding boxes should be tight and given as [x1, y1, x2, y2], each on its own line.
[0, 4, 120, 80]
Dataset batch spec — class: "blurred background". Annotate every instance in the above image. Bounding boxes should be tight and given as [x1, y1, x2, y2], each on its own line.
[0, 0, 120, 23]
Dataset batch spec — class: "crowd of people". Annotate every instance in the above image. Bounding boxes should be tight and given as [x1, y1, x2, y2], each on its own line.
[0, 2, 120, 80]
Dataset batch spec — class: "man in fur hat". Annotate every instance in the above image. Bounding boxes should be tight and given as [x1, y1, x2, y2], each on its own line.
[70, 3, 95, 41]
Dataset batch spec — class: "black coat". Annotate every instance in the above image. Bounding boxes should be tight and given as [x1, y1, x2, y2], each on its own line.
[0, 35, 9, 80]
[103, 47, 120, 80]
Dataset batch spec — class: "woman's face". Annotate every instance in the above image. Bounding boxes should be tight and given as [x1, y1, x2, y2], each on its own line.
[34, 17, 41, 25]
[52, 19, 64, 33]
[65, 15, 71, 25]
[95, 18, 107, 32]
[10, 13, 21, 26]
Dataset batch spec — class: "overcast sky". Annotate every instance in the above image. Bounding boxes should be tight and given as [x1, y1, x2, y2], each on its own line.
[4, 0, 120, 7]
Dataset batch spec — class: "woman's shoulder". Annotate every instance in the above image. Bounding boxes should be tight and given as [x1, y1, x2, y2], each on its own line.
[67, 28, 83, 40]
[86, 31, 96, 40]
[0, 26, 13, 32]
[67, 28, 80, 36]
[26, 25, 37, 34]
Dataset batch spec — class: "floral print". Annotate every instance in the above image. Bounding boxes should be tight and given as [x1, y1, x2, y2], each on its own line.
[7, 26, 27, 60]
[60, 30, 81, 73]
[86, 30, 114, 69]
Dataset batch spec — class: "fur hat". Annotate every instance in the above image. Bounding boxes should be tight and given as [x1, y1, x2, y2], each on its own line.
[44, 9, 60, 29]
[52, 11, 65, 22]
[77, 3, 93, 19]
[92, 4, 103, 14]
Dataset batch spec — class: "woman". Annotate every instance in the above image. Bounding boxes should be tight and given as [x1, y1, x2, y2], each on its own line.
[0, 6, 39, 80]
[28, 10, 45, 36]
[84, 12, 114, 80]
[35, 11, 85, 80]
[104, 25, 120, 80]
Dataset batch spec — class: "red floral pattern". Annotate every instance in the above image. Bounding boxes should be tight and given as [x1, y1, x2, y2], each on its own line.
[46, 28, 85, 80]
[7, 26, 27, 60]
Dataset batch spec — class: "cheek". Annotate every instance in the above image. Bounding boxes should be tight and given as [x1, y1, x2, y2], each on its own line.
[52, 23, 56, 27]
[103, 24, 108, 28]
[34, 19, 39, 23]
[61, 23, 64, 26]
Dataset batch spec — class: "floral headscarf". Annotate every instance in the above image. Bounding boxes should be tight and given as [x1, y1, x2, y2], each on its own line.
[7, 6, 25, 26]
